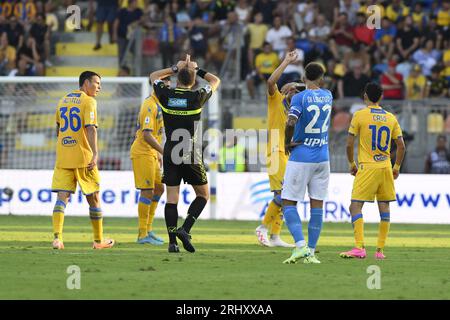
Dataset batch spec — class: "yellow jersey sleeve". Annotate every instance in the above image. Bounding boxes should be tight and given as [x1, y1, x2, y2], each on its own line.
[348, 111, 360, 136]
[84, 98, 98, 127]
[268, 88, 283, 103]
[141, 104, 154, 132]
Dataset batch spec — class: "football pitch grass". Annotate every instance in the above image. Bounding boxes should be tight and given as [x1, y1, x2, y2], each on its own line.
[0, 215, 449, 300]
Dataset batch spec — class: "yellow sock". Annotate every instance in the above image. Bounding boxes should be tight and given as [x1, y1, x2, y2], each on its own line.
[138, 196, 151, 238]
[89, 207, 103, 242]
[147, 195, 160, 233]
[271, 207, 283, 235]
[262, 200, 279, 226]
[52, 200, 66, 241]
[377, 213, 390, 250]
[352, 214, 364, 248]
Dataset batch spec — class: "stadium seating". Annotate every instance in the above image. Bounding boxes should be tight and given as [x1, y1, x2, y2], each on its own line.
[427, 113, 444, 133]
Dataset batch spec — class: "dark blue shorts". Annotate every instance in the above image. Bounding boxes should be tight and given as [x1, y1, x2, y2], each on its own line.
[95, 6, 117, 23]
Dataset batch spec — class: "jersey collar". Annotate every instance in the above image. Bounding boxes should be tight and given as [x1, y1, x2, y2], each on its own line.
[368, 105, 381, 109]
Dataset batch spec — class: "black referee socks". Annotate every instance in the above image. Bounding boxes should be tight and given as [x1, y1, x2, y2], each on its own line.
[182, 197, 208, 233]
[165, 203, 179, 244]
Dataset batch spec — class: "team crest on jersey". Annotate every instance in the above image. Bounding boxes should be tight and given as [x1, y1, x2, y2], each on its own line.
[144, 116, 150, 124]
[62, 136, 77, 147]
[168, 98, 188, 108]
[374, 154, 388, 162]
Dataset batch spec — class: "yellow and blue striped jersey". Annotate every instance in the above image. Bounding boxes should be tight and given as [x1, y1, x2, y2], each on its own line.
[349, 105, 403, 168]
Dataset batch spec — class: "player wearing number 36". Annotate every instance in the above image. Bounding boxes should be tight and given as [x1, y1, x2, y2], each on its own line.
[50, 71, 115, 250]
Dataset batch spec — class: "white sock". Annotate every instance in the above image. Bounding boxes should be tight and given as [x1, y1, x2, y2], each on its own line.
[270, 234, 279, 240]
[310, 248, 315, 255]
[295, 240, 306, 248]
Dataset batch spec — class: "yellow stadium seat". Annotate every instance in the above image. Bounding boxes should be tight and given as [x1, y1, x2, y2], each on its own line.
[46, 66, 118, 77]
[27, 114, 55, 130]
[427, 113, 444, 133]
[56, 43, 118, 57]
[98, 115, 115, 130]
[65, 19, 109, 33]
[233, 117, 267, 130]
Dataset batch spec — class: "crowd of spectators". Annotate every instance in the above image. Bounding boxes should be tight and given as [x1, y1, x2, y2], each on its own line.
[0, 0, 56, 77]
[106, 0, 450, 101]
[1, 0, 449, 101]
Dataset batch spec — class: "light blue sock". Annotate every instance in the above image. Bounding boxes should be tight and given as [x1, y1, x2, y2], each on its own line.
[283, 205, 304, 243]
[308, 208, 323, 250]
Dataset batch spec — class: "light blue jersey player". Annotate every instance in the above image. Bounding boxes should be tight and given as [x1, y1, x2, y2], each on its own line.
[281, 62, 332, 264]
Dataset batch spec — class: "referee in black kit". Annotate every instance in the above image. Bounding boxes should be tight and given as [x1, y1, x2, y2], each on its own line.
[149, 55, 220, 253]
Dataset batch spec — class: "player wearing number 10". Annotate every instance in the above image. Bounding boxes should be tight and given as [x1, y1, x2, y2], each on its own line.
[50, 71, 115, 250]
[340, 82, 405, 260]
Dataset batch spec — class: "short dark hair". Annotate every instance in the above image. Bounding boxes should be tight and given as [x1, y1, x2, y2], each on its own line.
[177, 67, 195, 87]
[364, 82, 383, 103]
[304, 62, 325, 82]
[79, 71, 101, 87]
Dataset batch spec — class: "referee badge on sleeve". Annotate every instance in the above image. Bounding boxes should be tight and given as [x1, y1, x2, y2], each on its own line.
[90, 111, 95, 121]
[145, 117, 150, 124]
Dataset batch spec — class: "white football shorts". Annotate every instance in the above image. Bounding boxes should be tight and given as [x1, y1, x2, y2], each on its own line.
[281, 161, 330, 202]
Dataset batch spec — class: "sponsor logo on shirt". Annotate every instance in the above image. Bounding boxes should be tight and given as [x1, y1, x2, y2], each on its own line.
[62, 136, 77, 147]
[303, 137, 328, 147]
[168, 98, 188, 108]
[374, 154, 388, 162]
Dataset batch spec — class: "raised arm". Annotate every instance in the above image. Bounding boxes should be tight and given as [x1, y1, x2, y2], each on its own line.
[187, 55, 221, 92]
[149, 67, 175, 84]
[149, 59, 186, 84]
[267, 50, 298, 96]
[202, 71, 221, 92]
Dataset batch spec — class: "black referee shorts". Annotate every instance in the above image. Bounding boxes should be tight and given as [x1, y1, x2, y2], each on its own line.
[162, 160, 208, 186]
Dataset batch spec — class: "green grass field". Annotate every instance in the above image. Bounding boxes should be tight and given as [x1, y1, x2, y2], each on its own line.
[0, 215, 449, 300]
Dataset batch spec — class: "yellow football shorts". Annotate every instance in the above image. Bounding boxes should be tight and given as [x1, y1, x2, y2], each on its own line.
[52, 167, 100, 195]
[351, 165, 396, 202]
[267, 152, 288, 192]
[132, 155, 161, 190]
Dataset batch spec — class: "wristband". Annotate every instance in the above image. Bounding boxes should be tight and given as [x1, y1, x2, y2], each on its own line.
[197, 68, 207, 78]
[393, 163, 401, 171]
[171, 65, 179, 73]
